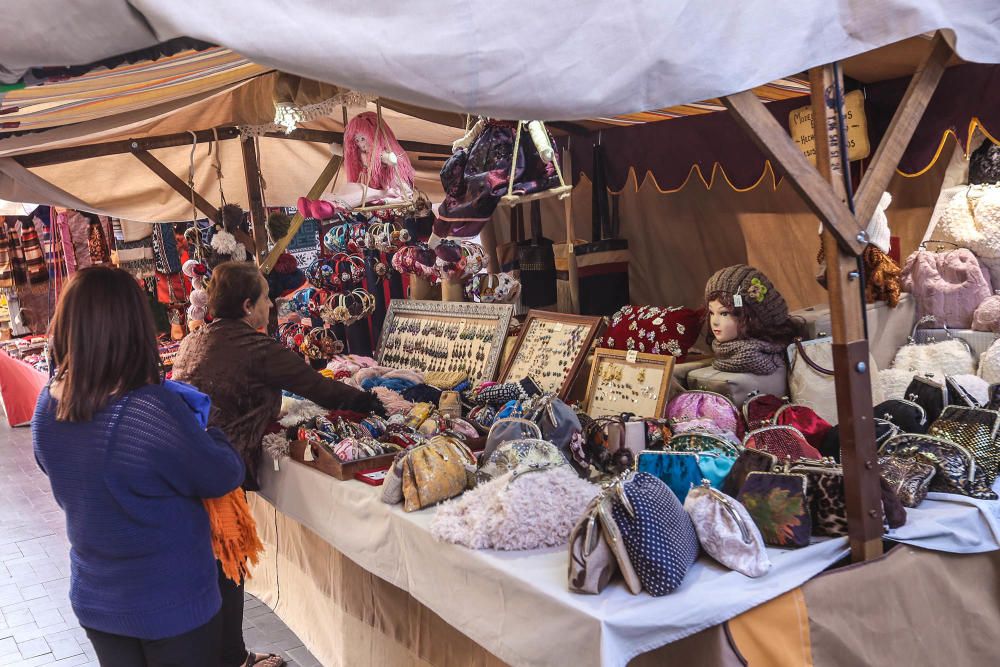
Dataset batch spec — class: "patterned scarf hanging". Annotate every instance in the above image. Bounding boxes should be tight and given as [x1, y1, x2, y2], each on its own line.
[87, 214, 112, 265]
[19, 218, 48, 284]
[152, 223, 182, 274]
[0, 222, 14, 289]
[3, 218, 27, 286]
[112, 218, 156, 279]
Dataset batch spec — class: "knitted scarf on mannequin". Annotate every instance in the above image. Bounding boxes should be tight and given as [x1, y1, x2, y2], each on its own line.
[712, 338, 787, 375]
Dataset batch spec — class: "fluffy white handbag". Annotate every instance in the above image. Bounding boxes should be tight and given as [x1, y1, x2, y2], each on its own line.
[683, 482, 770, 578]
[788, 338, 886, 425]
[431, 465, 598, 550]
[979, 339, 1000, 384]
[879, 368, 916, 401]
[892, 339, 976, 376]
[934, 184, 1000, 259]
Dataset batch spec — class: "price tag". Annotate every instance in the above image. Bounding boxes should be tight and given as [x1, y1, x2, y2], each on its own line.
[626, 350, 639, 364]
[273, 457, 280, 472]
[303, 445, 315, 462]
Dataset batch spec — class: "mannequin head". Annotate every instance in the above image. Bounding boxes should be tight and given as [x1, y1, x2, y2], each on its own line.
[704, 265, 804, 346]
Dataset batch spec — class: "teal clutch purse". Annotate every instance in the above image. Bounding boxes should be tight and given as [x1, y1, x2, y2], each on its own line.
[635, 451, 734, 503]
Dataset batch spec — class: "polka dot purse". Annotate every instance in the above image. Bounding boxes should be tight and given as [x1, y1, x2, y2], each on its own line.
[609, 472, 701, 596]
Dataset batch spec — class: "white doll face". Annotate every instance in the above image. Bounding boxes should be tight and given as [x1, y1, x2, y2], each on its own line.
[708, 300, 740, 343]
[354, 133, 369, 155]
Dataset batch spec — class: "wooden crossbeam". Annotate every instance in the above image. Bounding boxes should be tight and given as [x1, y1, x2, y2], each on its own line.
[260, 154, 343, 274]
[854, 32, 952, 226]
[130, 148, 220, 223]
[15, 128, 242, 168]
[241, 138, 269, 265]
[722, 91, 867, 256]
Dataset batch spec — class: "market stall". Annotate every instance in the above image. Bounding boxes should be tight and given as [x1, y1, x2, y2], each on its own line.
[5, 8, 1000, 666]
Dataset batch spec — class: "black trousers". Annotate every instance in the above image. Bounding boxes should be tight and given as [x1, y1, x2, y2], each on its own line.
[85, 611, 222, 667]
[218, 560, 251, 667]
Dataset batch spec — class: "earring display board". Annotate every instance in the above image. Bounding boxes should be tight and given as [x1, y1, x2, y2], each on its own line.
[499, 310, 603, 398]
[584, 348, 675, 418]
[376, 300, 514, 384]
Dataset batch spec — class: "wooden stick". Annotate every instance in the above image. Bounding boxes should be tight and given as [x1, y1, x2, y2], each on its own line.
[811, 64, 884, 563]
[130, 149, 220, 223]
[721, 92, 866, 256]
[853, 31, 952, 226]
[260, 154, 343, 274]
[18, 128, 242, 168]
[241, 137, 268, 265]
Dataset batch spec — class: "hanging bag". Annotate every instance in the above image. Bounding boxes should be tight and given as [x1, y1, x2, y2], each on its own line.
[787, 337, 885, 425]
[517, 200, 557, 309]
[901, 244, 992, 329]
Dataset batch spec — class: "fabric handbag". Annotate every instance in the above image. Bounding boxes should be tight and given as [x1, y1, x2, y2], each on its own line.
[683, 481, 771, 578]
[431, 464, 597, 551]
[819, 418, 900, 461]
[721, 447, 778, 497]
[880, 433, 978, 497]
[901, 247, 992, 329]
[401, 437, 477, 512]
[601, 305, 704, 360]
[928, 405, 1000, 494]
[520, 394, 587, 474]
[873, 398, 929, 434]
[569, 490, 642, 594]
[516, 201, 557, 309]
[788, 337, 885, 425]
[480, 417, 544, 464]
[742, 392, 786, 431]
[737, 468, 812, 548]
[904, 375, 947, 424]
[788, 458, 849, 537]
[665, 390, 742, 438]
[568, 495, 620, 594]
[772, 404, 833, 451]
[608, 472, 700, 596]
[878, 455, 936, 507]
[635, 451, 705, 504]
[742, 425, 822, 461]
[477, 438, 567, 484]
[891, 318, 976, 377]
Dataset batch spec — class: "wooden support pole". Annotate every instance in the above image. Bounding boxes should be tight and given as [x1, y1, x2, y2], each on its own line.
[721, 92, 866, 256]
[17, 128, 243, 168]
[130, 149, 220, 223]
[241, 138, 268, 265]
[853, 31, 952, 226]
[810, 64, 884, 563]
[260, 154, 343, 274]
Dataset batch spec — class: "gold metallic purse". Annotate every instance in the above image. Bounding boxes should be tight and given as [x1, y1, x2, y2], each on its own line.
[928, 406, 1000, 498]
[878, 455, 936, 507]
[401, 436, 476, 512]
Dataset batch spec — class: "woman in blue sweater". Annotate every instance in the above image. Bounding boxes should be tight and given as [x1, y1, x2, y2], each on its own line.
[33, 266, 245, 666]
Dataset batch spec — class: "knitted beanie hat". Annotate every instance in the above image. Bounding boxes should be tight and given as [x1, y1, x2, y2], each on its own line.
[705, 265, 789, 329]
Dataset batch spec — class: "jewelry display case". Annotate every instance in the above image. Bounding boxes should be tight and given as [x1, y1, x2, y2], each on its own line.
[584, 348, 675, 418]
[376, 300, 514, 384]
[499, 310, 603, 398]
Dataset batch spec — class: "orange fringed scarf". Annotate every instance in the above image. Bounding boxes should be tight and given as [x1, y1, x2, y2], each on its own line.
[203, 488, 264, 583]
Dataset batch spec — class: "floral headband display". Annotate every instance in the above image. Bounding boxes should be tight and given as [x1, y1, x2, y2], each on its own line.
[434, 240, 487, 282]
[466, 272, 521, 304]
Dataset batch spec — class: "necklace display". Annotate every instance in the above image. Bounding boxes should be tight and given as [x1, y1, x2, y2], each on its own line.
[591, 361, 663, 417]
[505, 321, 589, 393]
[380, 316, 497, 381]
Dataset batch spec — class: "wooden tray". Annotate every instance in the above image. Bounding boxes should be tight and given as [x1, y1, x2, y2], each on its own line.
[288, 440, 396, 481]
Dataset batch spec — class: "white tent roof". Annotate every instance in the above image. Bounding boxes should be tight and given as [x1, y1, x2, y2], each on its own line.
[2, 1, 1000, 119]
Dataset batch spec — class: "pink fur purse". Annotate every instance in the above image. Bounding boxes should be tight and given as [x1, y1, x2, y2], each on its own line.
[902, 248, 992, 328]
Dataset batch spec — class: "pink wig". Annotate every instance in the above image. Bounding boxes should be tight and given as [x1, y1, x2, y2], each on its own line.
[343, 112, 416, 190]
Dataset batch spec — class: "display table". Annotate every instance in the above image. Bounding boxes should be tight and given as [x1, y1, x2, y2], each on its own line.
[247, 458, 1000, 666]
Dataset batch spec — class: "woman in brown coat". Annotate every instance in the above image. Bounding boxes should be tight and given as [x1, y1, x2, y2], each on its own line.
[172, 261, 384, 667]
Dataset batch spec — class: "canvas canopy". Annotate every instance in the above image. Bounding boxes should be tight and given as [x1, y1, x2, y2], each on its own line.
[2, 1, 1000, 119]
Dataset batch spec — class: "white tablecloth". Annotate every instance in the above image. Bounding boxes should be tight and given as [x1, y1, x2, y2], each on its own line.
[258, 459, 1000, 667]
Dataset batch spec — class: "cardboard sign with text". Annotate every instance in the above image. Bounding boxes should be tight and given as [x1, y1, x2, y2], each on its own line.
[788, 90, 870, 165]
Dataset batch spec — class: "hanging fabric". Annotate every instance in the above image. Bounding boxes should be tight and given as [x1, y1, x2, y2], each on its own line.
[517, 201, 557, 309]
[152, 223, 182, 274]
[0, 222, 15, 289]
[19, 217, 48, 284]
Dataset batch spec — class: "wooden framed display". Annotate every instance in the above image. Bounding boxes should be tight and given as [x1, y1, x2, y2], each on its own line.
[584, 348, 675, 418]
[499, 310, 603, 398]
[376, 300, 514, 384]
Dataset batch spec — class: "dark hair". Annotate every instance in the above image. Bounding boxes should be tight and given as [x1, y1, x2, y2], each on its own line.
[49, 266, 160, 422]
[208, 261, 265, 319]
[705, 290, 805, 347]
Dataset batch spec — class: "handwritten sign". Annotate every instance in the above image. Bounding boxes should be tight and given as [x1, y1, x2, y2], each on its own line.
[788, 90, 870, 165]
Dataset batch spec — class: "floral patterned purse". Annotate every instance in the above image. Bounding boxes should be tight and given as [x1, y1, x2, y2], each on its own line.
[878, 455, 936, 507]
[737, 467, 811, 548]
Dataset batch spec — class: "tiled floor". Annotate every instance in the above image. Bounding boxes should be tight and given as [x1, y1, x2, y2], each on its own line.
[1, 424, 318, 667]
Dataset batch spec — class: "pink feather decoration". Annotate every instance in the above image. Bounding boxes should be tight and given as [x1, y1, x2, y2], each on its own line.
[343, 112, 416, 190]
[372, 386, 413, 416]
